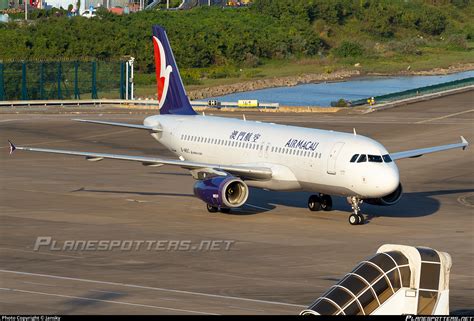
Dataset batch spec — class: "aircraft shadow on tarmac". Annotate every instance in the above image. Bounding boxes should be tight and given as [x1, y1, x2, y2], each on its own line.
[241, 188, 474, 223]
[73, 186, 474, 224]
[60, 291, 125, 314]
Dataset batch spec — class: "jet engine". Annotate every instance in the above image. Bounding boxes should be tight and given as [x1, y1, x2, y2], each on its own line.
[193, 176, 249, 208]
[364, 183, 403, 206]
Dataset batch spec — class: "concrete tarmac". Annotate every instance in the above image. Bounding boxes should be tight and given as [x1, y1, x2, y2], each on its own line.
[0, 91, 473, 314]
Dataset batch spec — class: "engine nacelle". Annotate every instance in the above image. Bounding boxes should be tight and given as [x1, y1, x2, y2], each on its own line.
[193, 176, 249, 208]
[364, 183, 403, 206]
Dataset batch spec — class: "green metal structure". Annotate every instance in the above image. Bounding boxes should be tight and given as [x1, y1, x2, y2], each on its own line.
[0, 60, 129, 101]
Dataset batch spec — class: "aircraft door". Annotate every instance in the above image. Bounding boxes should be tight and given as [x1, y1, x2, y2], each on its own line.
[327, 142, 345, 175]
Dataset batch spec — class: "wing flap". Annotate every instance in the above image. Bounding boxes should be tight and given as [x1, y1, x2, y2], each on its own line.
[390, 136, 468, 160]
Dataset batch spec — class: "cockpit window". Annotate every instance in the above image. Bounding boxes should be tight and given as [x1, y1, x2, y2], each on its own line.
[350, 154, 359, 163]
[368, 155, 383, 163]
[357, 154, 367, 163]
[383, 154, 392, 163]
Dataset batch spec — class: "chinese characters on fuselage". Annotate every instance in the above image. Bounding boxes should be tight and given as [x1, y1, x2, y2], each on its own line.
[229, 130, 261, 143]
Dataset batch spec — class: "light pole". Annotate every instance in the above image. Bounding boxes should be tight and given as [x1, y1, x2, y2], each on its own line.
[24, 0, 27, 21]
[129, 57, 135, 100]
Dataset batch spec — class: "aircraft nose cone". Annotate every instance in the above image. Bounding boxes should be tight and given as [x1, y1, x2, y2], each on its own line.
[381, 165, 400, 196]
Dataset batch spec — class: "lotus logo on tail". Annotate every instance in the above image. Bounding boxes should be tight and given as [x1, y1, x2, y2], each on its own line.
[153, 36, 173, 109]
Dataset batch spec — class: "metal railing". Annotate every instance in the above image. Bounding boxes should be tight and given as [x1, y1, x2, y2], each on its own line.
[351, 77, 474, 106]
[0, 98, 279, 109]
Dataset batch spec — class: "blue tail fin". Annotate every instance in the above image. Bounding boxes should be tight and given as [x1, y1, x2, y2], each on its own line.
[152, 25, 196, 115]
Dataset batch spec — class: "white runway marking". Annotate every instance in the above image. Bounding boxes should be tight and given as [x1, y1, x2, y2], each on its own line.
[457, 194, 474, 208]
[415, 108, 474, 124]
[0, 247, 84, 259]
[0, 119, 20, 123]
[245, 203, 272, 211]
[0, 287, 215, 315]
[0, 269, 306, 308]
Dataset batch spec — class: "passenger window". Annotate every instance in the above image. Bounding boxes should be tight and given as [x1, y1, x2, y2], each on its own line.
[350, 154, 359, 163]
[357, 155, 367, 163]
[368, 155, 383, 163]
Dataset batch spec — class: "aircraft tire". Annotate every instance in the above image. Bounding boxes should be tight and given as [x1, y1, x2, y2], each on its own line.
[349, 214, 359, 225]
[320, 194, 333, 211]
[308, 195, 322, 211]
[207, 204, 219, 213]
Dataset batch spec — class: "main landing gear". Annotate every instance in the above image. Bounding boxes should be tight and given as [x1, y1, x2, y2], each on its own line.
[308, 194, 333, 212]
[207, 204, 231, 213]
[348, 196, 365, 225]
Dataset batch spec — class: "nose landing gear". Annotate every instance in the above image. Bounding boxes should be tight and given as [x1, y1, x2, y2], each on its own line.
[348, 196, 365, 225]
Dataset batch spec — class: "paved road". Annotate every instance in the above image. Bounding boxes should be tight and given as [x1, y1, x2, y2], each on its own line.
[0, 91, 473, 314]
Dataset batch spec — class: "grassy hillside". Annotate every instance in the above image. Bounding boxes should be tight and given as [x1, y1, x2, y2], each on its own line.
[1, 0, 473, 91]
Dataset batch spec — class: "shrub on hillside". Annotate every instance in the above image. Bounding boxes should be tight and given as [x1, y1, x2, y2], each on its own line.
[332, 41, 364, 58]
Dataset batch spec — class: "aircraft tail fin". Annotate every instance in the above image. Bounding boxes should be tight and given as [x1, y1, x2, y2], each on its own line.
[152, 25, 196, 115]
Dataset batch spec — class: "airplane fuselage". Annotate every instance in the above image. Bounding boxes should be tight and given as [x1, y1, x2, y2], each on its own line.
[144, 114, 400, 199]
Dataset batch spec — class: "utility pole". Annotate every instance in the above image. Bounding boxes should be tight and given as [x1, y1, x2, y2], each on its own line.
[166, 0, 169, 9]
[24, 0, 27, 21]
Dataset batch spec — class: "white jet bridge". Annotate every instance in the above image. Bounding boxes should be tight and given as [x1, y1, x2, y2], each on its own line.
[300, 244, 452, 315]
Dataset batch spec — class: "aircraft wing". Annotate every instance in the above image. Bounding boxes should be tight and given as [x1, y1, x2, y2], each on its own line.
[390, 136, 468, 160]
[73, 119, 162, 132]
[8, 141, 272, 180]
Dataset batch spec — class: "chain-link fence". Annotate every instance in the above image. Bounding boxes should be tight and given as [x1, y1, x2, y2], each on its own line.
[0, 60, 129, 101]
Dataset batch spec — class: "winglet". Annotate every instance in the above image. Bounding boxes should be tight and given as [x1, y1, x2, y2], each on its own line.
[461, 136, 469, 150]
[8, 140, 16, 155]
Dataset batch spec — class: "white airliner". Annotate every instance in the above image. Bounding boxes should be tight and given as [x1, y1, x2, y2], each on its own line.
[9, 26, 469, 225]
